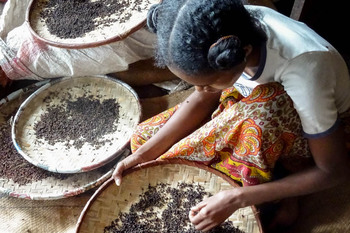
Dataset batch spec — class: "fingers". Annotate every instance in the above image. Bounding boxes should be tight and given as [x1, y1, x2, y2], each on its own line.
[189, 201, 207, 225]
[190, 201, 207, 217]
[190, 209, 222, 232]
[112, 161, 126, 186]
[189, 205, 215, 232]
[112, 153, 144, 186]
[189, 198, 225, 232]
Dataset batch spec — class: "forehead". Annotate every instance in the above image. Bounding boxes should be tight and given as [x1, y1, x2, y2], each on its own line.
[168, 66, 219, 86]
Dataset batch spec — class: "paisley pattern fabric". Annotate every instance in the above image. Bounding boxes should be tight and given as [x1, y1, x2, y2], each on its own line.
[131, 83, 314, 186]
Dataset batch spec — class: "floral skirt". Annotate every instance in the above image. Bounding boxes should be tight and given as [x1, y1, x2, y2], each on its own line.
[131, 82, 349, 186]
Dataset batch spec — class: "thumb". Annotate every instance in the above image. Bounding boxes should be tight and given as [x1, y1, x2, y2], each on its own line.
[112, 162, 125, 186]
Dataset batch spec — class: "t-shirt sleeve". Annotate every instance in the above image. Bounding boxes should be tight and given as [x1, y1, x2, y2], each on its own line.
[279, 52, 339, 138]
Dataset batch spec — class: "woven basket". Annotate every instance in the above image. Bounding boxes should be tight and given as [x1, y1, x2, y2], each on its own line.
[0, 158, 120, 200]
[26, 0, 159, 48]
[11, 75, 141, 174]
[76, 159, 264, 233]
[1, 80, 129, 200]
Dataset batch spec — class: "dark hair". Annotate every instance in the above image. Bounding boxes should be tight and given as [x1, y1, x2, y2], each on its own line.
[147, 0, 267, 75]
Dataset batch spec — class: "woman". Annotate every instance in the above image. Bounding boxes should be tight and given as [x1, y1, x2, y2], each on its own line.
[113, 0, 350, 231]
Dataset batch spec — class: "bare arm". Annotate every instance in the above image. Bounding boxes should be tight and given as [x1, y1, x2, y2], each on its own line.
[190, 126, 350, 230]
[113, 89, 221, 184]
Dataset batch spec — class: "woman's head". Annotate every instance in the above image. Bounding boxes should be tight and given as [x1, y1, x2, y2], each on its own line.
[147, 0, 266, 76]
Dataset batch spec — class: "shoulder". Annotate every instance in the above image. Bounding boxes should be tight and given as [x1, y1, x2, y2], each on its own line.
[246, 6, 335, 59]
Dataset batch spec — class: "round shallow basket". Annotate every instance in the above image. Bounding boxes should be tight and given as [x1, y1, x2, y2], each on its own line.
[26, 0, 159, 48]
[76, 160, 264, 233]
[11, 75, 141, 173]
[0, 80, 129, 200]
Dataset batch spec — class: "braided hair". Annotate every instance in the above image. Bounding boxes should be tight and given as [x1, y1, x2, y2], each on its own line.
[147, 0, 267, 75]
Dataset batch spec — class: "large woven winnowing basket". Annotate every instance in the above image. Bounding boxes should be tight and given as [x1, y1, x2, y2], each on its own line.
[11, 75, 141, 174]
[76, 159, 264, 233]
[26, 0, 159, 48]
[0, 80, 129, 200]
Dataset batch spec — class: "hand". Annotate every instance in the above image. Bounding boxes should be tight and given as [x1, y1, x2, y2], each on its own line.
[112, 159, 128, 186]
[188, 189, 242, 231]
[112, 152, 145, 186]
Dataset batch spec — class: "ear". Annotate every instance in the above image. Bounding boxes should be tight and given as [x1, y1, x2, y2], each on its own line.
[147, 4, 160, 33]
[243, 44, 253, 57]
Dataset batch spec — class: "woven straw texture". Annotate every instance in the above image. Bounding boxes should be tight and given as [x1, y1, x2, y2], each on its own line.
[2, 177, 350, 233]
[1, 165, 116, 200]
[27, 0, 159, 48]
[0, 79, 128, 200]
[76, 160, 263, 233]
[12, 75, 141, 173]
[0, 192, 92, 233]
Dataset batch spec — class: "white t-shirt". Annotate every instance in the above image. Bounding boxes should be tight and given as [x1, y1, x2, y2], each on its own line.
[234, 5, 350, 138]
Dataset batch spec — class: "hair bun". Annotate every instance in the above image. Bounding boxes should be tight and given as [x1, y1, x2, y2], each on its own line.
[207, 35, 245, 70]
[147, 4, 160, 33]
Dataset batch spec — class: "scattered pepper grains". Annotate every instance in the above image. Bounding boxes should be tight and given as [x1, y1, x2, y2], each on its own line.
[104, 182, 245, 233]
[39, 0, 150, 39]
[34, 94, 120, 150]
[0, 119, 69, 186]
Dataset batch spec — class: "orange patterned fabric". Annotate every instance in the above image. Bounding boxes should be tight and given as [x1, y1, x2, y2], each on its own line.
[131, 105, 179, 153]
[131, 83, 312, 186]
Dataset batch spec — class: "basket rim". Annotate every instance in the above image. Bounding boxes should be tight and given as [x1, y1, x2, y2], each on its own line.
[75, 159, 264, 233]
[0, 162, 115, 200]
[25, 0, 151, 49]
[11, 75, 142, 174]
